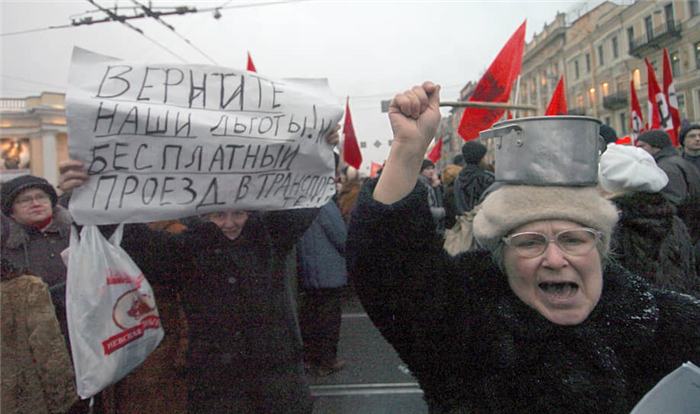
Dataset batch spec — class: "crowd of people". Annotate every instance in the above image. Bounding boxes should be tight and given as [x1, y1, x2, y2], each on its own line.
[2, 83, 700, 413]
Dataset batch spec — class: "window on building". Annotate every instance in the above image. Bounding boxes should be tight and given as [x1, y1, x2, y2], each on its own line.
[598, 45, 605, 66]
[677, 93, 686, 121]
[691, 0, 700, 17]
[633, 69, 641, 90]
[670, 50, 681, 77]
[586, 54, 591, 73]
[589, 88, 596, 106]
[665, 4, 675, 30]
[619, 112, 628, 135]
[612, 37, 619, 59]
[575, 60, 580, 80]
[552, 62, 559, 76]
[602, 82, 609, 97]
[645, 16, 654, 41]
[695, 42, 700, 70]
[627, 27, 635, 51]
[577, 94, 584, 109]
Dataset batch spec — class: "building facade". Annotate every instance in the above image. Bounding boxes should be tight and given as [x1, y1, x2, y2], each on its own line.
[519, 0, 700, 137]
[0, 93, 68, 186]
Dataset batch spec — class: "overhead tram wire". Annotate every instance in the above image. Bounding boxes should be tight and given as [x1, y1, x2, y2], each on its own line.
[129, 0, 219, 66]
[85, 0, 188, 63]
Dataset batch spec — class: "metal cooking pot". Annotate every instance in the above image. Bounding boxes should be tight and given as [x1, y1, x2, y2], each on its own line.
[479, 116, 601, 186]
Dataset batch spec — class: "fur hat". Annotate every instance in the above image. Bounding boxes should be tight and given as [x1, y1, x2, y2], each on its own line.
[679, 123, 700, 147]
[441, 165, 463, 186]
[461, 141, 488, 165]
[636, 130, 672, 149]
[598, 143, 668, 194]
[1, 175, 58, 216]
[420, 159, 435, 172]
[473, 185, 619, 252]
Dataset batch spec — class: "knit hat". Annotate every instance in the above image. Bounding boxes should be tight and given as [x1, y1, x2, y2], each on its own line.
[420, 159, 435, 172]
[599, 124, 618, 145]
[636, 130, 672, 149]
[679, 123, 700, 147]
[461, 141, 488, 165]
[598, 143, 668, 194]
[473, 184, 619, 252]
[0, 175, 58, 216]
[452, 154, 465, 167]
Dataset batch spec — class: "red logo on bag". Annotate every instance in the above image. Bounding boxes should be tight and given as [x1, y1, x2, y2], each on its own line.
[101, 289, 161, 355]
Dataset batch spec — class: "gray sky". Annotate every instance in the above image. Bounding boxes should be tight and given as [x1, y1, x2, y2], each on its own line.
[1, 0, 605, 174]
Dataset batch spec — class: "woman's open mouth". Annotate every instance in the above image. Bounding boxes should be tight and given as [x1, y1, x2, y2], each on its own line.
[538, 282, 579, 300]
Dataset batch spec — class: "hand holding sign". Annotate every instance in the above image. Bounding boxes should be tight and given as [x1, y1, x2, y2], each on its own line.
[66, 48, 343, 225]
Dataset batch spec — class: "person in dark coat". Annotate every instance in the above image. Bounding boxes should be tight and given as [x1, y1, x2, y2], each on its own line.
[0, 174, 102, 414]
[347, 82, 700, 414]
[58, 126, 340, 414]
[452, 140, 495, 214]
[636, 129, 700, 207]
[297, 200, 348, 376]
[599, 143, 699, 296]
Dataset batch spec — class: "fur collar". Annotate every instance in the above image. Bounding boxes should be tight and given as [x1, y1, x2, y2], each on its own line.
[4, 205, 73, 250]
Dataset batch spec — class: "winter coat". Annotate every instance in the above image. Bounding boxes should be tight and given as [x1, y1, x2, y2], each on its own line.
[297, 201, 348, 289]
[1, 206, 72, 338]
[347, 179, 700, 414]
[1, 274, 78, 414]
[118, 208, 317, 374]
[452, 164, 495, 214]
[609, 191, 699, 297]
[653, 145, 700, 206]
[681, 151, 700, 174]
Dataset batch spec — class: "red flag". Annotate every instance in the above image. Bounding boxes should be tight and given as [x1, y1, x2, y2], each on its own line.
[343, 97, 362, 170]
[458, 21, 526, 141]
[545, 76, 567, 116]
[427, 135, 443, 163]
[506, 110, 513, 120]
[630, 80, 645, 144]
[370, 162, 382, 178]
[662, 48, 680, 145]
[645, 57, 674, 135]
[247, 52, 257, 72]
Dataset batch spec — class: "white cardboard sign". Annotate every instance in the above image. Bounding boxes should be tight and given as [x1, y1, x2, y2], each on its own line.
[67, 48, 343, 225]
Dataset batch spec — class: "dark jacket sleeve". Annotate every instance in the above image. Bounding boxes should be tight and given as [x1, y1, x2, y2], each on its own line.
[117, 224, 192, 284]
[346, 179, 467, 368]
[262, 208, 319, 256]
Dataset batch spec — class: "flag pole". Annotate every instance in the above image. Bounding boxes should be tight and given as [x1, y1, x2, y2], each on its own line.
[439, 101, 536, 111]
[512, 75, 522, 118]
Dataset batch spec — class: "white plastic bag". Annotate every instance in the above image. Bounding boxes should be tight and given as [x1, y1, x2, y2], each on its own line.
[66, 224, 164, 399]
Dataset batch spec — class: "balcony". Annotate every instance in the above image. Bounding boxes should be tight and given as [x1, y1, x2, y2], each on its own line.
[629, 20, 682, 58]
[568, 107, 586, 116]
[603, 91, 629, 110]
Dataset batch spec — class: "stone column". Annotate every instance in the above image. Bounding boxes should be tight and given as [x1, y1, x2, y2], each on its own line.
[42, 130, 58, 186]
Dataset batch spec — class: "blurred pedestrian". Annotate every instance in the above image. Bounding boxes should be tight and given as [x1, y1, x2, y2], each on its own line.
[297, 201, 348, 376]
[418, 159, 445, 235]
[453, 140, 495, 214]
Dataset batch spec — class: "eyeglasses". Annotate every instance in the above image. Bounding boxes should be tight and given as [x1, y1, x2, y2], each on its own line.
[14, 193, 50, 208]
[502, 228, 602, 258]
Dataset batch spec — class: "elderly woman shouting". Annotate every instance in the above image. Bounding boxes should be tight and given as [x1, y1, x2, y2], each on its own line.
[346, 82, 700, 414]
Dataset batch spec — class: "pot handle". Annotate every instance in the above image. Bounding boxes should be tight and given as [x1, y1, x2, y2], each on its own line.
[478, 124, 523, 140]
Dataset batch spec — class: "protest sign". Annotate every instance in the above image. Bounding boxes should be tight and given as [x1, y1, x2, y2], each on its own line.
[66, 47, 343, 225]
